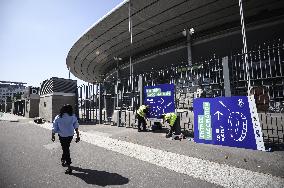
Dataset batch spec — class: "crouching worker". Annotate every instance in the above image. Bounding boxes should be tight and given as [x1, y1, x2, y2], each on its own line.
[136, 105, 150, 132]
[161, 113, 181, 138]
[51, 104, 80, 174]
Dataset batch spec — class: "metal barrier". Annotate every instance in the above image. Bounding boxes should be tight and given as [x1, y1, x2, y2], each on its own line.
[260, 113, 284, 145]
[77, 39, 284, 146]
[229, 39, 284, 146]
[77, 84, 100, 124]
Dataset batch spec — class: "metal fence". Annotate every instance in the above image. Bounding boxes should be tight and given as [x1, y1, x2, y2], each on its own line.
[229, 39, 284, 145]
[78, 39, 284, 146]
[77, 84, 100, 124]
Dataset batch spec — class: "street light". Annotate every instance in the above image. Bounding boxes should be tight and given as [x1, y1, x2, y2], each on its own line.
[182, 28, 194, 37]
[113, 57, 122, 61]
[181, 28, 194, 67]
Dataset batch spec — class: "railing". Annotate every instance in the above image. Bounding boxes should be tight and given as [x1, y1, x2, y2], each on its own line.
[229, 39, 284, 146]
[77, 84, 100, 124]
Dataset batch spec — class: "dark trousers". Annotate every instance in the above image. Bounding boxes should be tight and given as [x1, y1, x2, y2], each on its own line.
[137, 114, 146, 131]
[167, 124, 176, 136]
[167, 117, 181, 136]
[59, 136, 73, 165]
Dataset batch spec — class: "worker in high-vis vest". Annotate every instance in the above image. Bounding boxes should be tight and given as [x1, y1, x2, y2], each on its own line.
[161, 112, 179, 138]
[136, 105, 150, 132]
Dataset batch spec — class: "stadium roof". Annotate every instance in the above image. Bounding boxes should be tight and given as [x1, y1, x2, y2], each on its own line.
[67, 0, 284, 83]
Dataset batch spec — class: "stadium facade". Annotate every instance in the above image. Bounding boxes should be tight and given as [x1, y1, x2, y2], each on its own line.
[67, 0, 284, 144]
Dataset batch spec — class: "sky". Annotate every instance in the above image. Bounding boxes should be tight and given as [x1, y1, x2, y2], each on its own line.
[0, 0, 124, 87]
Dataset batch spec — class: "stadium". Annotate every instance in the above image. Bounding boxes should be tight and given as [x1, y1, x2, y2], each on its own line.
[67, 0, 284, 145]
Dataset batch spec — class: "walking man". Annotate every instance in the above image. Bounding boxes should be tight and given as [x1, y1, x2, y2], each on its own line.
[52, 104, 80, 174]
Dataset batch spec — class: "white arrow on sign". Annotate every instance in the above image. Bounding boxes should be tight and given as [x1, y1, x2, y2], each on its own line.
[157, 98, 164, 104]
[167, 102, 172, 107]
[214, 111, 223, 120]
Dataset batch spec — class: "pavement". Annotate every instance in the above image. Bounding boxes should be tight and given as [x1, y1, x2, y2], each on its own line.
[0, 112, 28, 122]
[0, 113, 284, 188]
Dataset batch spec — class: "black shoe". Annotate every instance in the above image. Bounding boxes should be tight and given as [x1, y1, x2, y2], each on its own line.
[62, 163, 67, 167]
[174, 136, 181, 140]
[61, 160, 67, 167]
[65, 167, 72, 174]
[142, 129, 148, 132]
[138, 129, 141, 132]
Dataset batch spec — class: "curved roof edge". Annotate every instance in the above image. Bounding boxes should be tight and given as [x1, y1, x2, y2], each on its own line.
[66, 0, 129, 83]
[67, 0, 284, 83]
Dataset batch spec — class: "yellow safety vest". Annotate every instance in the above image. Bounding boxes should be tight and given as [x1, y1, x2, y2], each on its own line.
[164, 113, 177, 126]
[137, 105, 147, 117]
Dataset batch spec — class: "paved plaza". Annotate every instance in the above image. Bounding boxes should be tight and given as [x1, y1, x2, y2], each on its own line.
[0, 113, 284, 188]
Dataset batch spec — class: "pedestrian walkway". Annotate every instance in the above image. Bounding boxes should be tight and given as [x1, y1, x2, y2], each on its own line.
[0, 112, 27, 122]
[34, 124, 284, 187]
[1, 113, 284, 187]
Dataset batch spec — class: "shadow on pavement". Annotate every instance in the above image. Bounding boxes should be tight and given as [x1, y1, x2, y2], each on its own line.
[265, 143, 284, 151]
[150, 128, 168, 133]
[71, 166, 129, 186]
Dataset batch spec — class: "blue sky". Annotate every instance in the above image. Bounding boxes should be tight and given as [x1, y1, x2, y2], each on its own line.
[0, 0, 124, 87]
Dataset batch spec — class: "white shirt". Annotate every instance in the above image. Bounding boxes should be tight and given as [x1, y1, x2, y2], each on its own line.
[52, 113, 79, 137]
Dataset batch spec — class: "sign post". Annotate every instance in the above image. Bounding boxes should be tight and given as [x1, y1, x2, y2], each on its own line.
[193, 96, 265, 151]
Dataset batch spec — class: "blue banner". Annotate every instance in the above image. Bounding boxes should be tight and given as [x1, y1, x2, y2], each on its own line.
[193, 96, 265, 151]
[144, 84, 175, 119]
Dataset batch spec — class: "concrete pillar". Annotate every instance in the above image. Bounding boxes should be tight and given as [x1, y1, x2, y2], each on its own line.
[138, 75, 143, 106]
[222, 56, 231, 97]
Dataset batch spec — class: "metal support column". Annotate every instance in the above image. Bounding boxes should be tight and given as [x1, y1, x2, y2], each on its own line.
[98, 83, 103, 124]
[222, 56, 231, 97]
[129, 0, 134, 110]
[138, 75, 143, 106]
[75, 84, 79, 119]
[116, 60, 120, 109]
[186, 29, 193, 67]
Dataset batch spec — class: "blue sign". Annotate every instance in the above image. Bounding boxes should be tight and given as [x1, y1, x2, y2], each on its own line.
[193, 96, 265, 151]
[144, 84, 175, 119]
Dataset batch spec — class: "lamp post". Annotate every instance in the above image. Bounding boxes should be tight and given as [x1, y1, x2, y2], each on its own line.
[182, 28, 194, 67]
[238, 0, 250, 96]
[129, 0, 134, 111]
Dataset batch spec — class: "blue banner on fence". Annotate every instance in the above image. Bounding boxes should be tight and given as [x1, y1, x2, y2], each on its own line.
[144, 84, 175, 119]
[193, 96, 265, 151]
